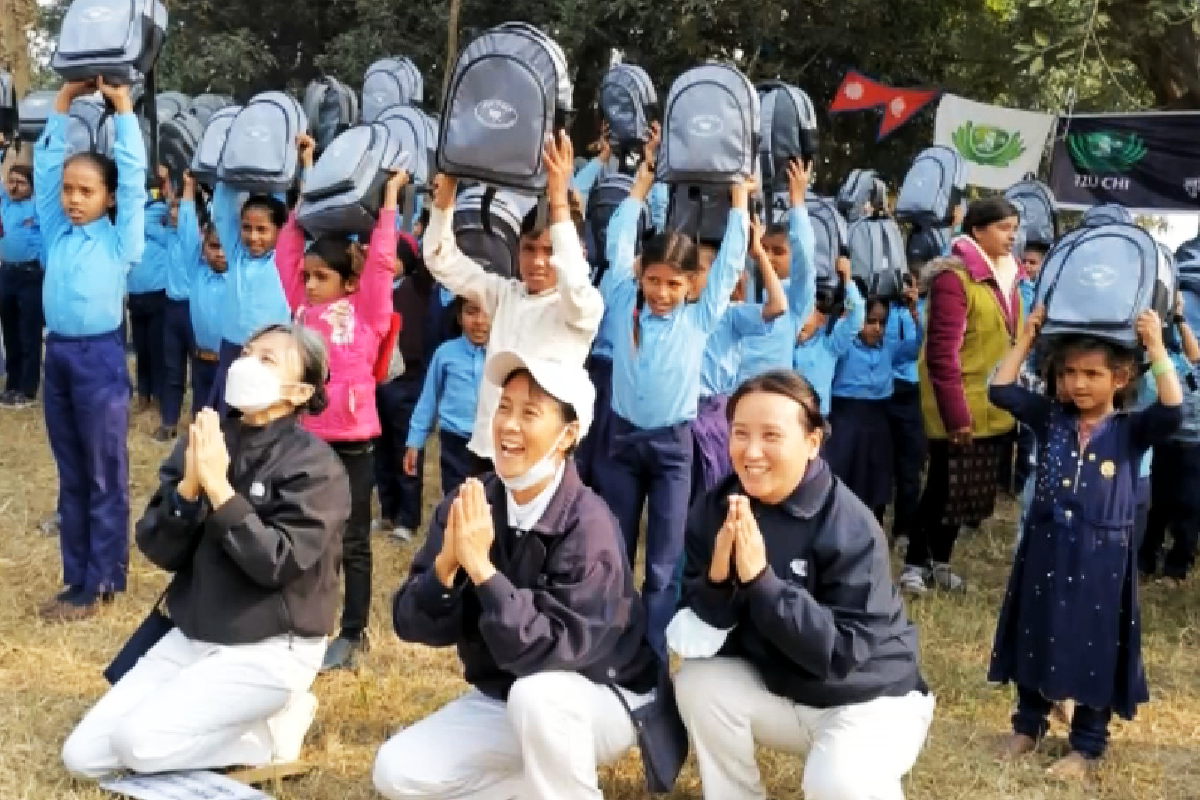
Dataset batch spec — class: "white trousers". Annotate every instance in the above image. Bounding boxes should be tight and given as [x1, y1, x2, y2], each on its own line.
[373, 671, 641, 800]
[675, 657, 936, 800]
[62, 628, 325, 778]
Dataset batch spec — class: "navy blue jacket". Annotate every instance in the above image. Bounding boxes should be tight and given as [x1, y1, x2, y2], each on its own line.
[680, 460, 923, 708]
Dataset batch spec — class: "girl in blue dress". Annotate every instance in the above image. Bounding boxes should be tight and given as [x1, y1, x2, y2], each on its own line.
[988, 306, 1182, 777]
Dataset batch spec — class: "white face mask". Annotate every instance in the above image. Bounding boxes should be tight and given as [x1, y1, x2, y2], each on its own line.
[500, 427, 572, 493]
[225, 356, 283, 414]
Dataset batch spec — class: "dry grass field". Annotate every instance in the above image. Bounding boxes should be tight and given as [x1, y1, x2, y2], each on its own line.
[0, 398, 1198, 800]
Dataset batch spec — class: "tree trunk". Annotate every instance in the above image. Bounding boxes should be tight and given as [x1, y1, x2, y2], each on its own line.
[0, 0, 35, 165]
[441, 0, 462, 106]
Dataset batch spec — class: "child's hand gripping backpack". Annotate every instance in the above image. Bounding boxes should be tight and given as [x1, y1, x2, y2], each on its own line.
[452, 183, 534, 279]
[362, 57, 423, 123]
[847, 214, 908, 300]
[658, 62, 759, 244]
[1004, 177, 1058, 246]
[304, 76, 359, 154]
[837, 169, 888, 223]
[295, 123, 410, 239]
[1034, 222, 1174, 350]
[377, 104, 436, 229]
[218, 92, 308, 194]
[598, 63, 657, 167]
[756, 80, 818, 196]
[1079, 202, 1134, 229]
[52, 0, 168, 85]
[190, 105, 240, 185]
[894, 145, 966, 228]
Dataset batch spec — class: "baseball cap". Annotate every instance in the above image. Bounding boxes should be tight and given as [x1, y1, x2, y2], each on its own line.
[484, 350, 595, 440]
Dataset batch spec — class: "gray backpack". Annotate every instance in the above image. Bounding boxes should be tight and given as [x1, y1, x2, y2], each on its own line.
[1079, 202, 1133, 228]
[304, 77, 359, 154]
[658, 63, 759, 186]
[295, 123, 410, 238]
[599, 63, 657, 154]
[155, 91, 190, 123]
[847, 216, 908, 299]
[190, 105, 240, 184]
[218, 92, 307, 194]
[65, 95, 114, 156]
[438, 23, 572, 194]
[837, 169, 887, 223]
[18, 91, 57, 143]
[1034, 223, 1173, 349]
[159, 110, 204, 189]
[586, 172, 649, 284]
[52, 0, 168, 85]
[362, 57, 423, 123]
[894, 145, 966, 227]
[757, 80, 818, 193]
[377, 105, 434, 188]
[1177, 235, 1200, 272]
[189, 94, 233, 126]
[453, 184, 533, 278]
[1004, 178, 1058, 246]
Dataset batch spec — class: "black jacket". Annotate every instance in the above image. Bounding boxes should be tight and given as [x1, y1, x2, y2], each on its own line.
[681, 460, 923, 709]
[135, 415, 350, 645]
[392, 461, 658, 700]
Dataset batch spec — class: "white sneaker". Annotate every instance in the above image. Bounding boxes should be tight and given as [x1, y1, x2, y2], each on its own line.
[929, 562, 965, 592]
[389, 525, 414, 542]
[899, 566, 929, 595]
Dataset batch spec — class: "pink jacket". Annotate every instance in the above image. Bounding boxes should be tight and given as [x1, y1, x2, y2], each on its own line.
[276, 209, 397, 443]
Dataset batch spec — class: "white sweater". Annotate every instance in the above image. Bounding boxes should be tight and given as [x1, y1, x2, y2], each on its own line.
[423, 206, 604, 459]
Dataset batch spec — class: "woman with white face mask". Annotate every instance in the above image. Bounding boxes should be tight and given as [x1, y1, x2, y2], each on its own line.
[375, 351, 686, 800]
[669, 369, 934, 800]
[61, 323, 351, 780]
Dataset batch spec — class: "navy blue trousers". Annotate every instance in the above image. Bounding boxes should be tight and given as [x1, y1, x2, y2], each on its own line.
[887, 380, 927, 539]
[43, 331, 129, 595]
[0, 264, 44, 397]
[190, 351, 219, 418]
[160, 298, 192, 427]
[128, 290, 167, 403]
[1014, 685, 1112, 759]
[595, 415, 693, 659]
[375, 375, 426, 530]
[437, 430, 490, 501]
[208, 339, 243, 417]
[1140, 443, 1200, 579]
[576, 355, 614, 489]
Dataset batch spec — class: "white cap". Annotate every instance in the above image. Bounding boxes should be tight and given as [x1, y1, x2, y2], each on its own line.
[484, 351, 595, 440]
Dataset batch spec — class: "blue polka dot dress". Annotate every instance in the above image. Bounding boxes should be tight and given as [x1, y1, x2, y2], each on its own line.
[986, 383, 1182, 719]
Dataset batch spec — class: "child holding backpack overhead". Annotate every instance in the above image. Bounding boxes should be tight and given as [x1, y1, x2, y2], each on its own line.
[792, 257, 867, 416]
[35, 78, 146, 622]
[826, 285, 923, 521]
[404, 295, 492, 500]
[596, 152, 752, 657]
[174, 172, 228, 415]
[127, 181, 171, 422]
[276, 134, 403, 671]
[990, 306, 1181, 777]
[424, 131, 603, 464]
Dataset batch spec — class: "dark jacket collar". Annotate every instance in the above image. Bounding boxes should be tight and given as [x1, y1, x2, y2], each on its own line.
[483, 459, 585, 536]
[223, 413, 301, 452]
[730, 458, 832, 520]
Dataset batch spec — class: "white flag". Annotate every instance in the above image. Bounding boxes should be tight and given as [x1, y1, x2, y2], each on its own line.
[934, 94, 1056, 189]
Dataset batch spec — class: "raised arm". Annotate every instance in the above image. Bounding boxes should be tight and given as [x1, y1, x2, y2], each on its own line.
[423, 174, 504, 313]
[750, 218, 787, 321]
[273, 213, 307, 311]
[784, 161, 817, 328]
[693, 178, 752, 332]
[211, 182, 247, 266]
[173, 174, 203, 276]
[100, 81, 147, 265]
[544, 131, 603, 334]
[358, 171, 406, 332]
[33, 84, 90, 243]
[825, 268, 866, 358]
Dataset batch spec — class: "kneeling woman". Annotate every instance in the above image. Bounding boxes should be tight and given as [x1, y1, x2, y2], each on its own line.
[62, 324, 351, 779]
[669, 370, 934, 800]
[375, 351, 667, 800]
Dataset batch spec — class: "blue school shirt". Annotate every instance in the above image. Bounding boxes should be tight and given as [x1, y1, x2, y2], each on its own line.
[1017, 277, 1035, 318]
[735, 206, 817, 384]
[163, 219, 192, 302]
[603, 197, 747, 430]
[0, 186, 41, 264]
[831, 307, 923, 401]
[701, 304, 768, 397]
[126, 200, 170, 294]
[573, 157, 669, 232]
[406, 335, 486, 448]
[175, 200, 226, 351]
[211, 182, 290, 345]
[886, 296, 925, 384]
[793, 280, 867, 415]
[37, 112, 146, 337]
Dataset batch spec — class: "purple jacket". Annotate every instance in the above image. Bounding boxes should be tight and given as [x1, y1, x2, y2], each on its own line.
[392, 461, 658, 700]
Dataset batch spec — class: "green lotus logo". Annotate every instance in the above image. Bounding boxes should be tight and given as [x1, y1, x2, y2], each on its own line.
[1067, 131, 1147, 173]
[951, 121, 1027, 168]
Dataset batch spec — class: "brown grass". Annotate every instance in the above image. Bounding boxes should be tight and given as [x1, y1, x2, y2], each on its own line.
[1, 400, 1198, 800]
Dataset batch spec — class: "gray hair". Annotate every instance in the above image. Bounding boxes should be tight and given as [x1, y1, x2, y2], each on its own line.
[246, 322, 330, 415]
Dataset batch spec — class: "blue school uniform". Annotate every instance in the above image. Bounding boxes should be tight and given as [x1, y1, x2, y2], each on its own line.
[988, 383, 1180, 743]
[792, 280, 866, 415]
[0, 182, 44, 397]
[127, 201, 170, 404]
[407, 335, 488, 499]
[159, 207, 193, 429]
[573, 157, 669, 232]
[885, 296, 927, 538]
[175, 200, 227, 414]
[597, 194, 747, 657]
[735, 206, 816, 383]
[36, 111, 147, 599]
[826, 307, 923, 512]
[207, 182, 290, 413]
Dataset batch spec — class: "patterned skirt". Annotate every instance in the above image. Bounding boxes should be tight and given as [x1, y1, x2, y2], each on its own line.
[939, 435, 1006, 526]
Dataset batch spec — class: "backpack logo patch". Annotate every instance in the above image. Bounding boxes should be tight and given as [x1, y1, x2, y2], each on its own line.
[475, 99, 519, 130]
[246, 125, 271, 142]
[82, 6, 115, 22]
[1076, 263, 1119, 289]
[688, 114, 724, 138]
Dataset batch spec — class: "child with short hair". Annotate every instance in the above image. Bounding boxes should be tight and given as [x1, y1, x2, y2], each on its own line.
[174, 172, 228, 415]
[0, 160, 43, 408]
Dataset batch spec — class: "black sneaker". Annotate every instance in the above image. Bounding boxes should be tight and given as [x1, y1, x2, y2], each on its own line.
[320, 635, 367, 672]
[0, 390, 31, 409]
